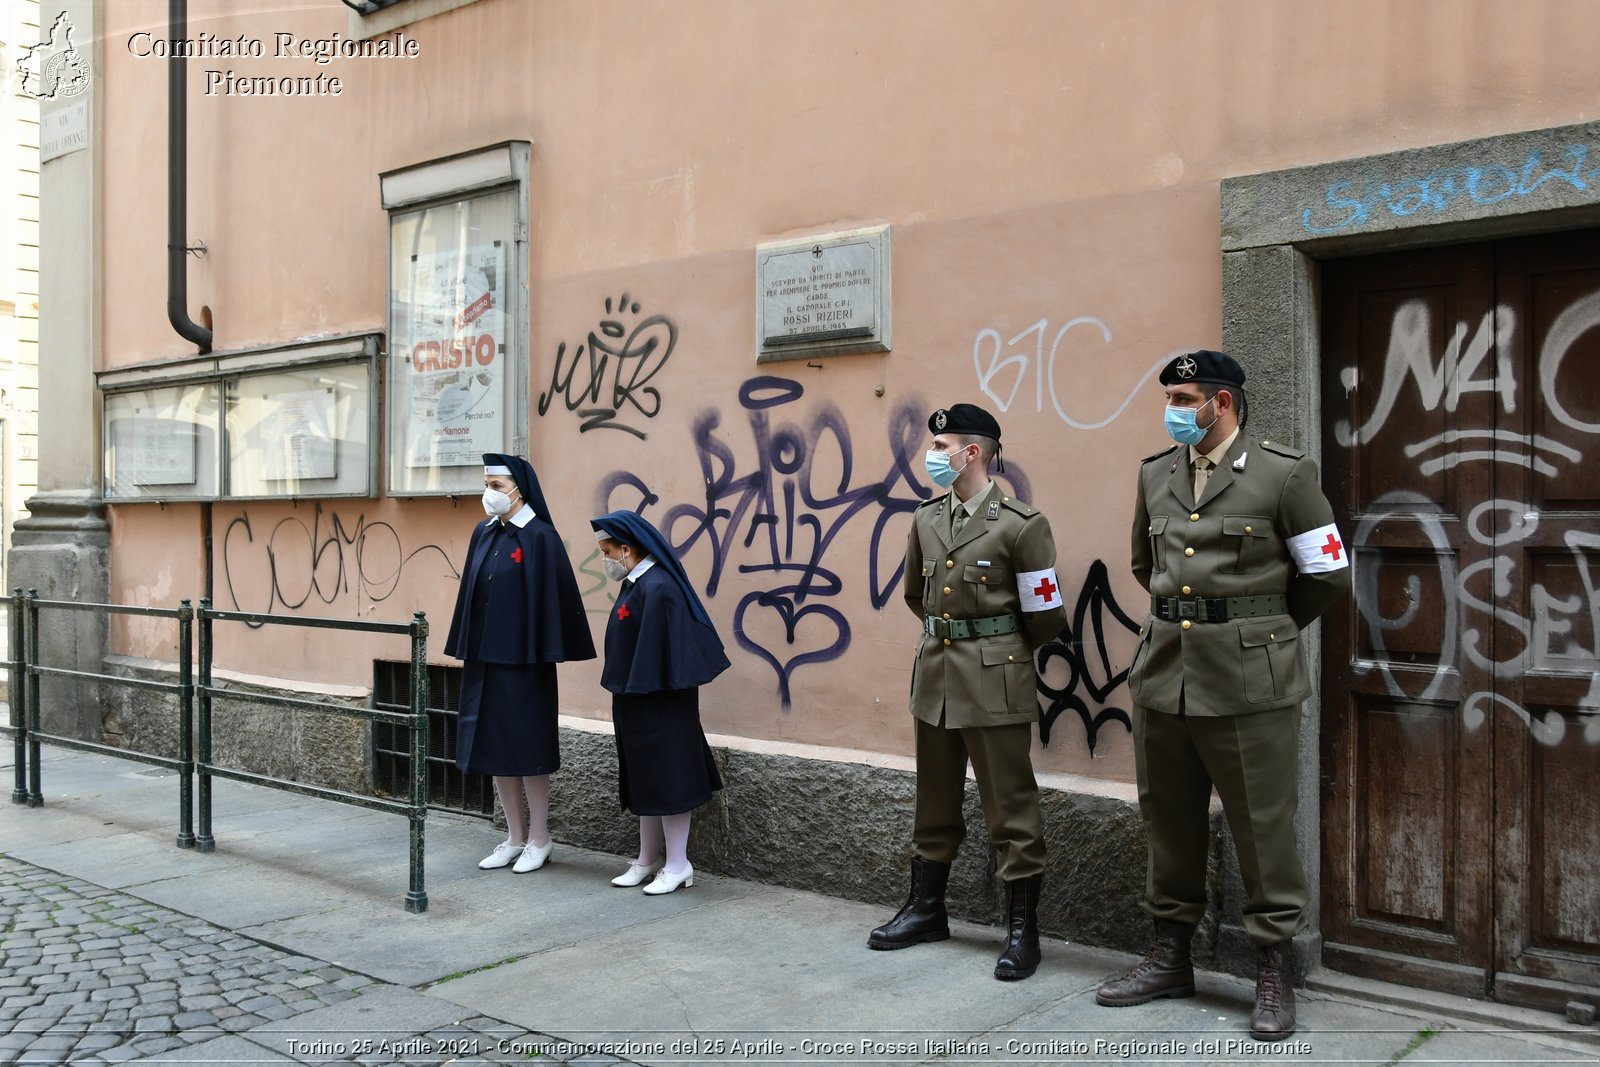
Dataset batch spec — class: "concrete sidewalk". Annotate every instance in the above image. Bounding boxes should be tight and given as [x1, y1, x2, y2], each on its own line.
[2, 747, 1597, 1066]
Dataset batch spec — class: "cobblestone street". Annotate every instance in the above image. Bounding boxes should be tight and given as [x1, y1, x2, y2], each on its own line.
[0, 855, 595, 1065]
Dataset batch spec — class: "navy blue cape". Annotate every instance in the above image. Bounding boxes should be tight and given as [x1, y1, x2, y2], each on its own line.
[444, 516, 597, 665]
[601, 565, 730, 694]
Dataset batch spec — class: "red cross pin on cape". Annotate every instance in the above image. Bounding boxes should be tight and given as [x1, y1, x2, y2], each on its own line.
[616, 603, 630, 621]
[510, 547, 523, 564]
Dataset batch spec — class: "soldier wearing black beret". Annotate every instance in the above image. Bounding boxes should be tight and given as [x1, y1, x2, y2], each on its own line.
[867, 402, 1067, 981]
[1098, 350, 1350, 1039]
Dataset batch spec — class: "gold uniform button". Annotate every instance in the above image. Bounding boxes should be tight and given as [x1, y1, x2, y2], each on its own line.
[1244, 526, 1253, 534]
[943, 638, 951, 646]
[1185, 547, 1195, 557]
[942, 586, 952, 595]
[1190, 513, 1199, 522]
[980, 576, 988, 584]
[1181, 620, 1192, 630]
[1182, 586, 1191, 595]
[1007, 655, 1015, 662]
[942, 613, 951, 620]
[946, 560, 954, 569]
[1270, 633, 1276, 640]
[1147, 525, 1153, 534]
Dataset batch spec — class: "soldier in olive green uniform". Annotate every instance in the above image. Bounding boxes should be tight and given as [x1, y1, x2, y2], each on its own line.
[868, 403, 1068, 981]
[1097, 351, 1350, 1040]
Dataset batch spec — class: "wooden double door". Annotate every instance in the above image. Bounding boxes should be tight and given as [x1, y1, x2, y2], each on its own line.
[1320, 228, 1600, 1012]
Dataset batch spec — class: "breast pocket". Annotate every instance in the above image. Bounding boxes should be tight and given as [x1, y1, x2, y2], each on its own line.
[963, 562, 1011, 613]
[1221, 515, 1272, 574]
[1148, 515, 1169, 573]
[920, 557, 935, 605]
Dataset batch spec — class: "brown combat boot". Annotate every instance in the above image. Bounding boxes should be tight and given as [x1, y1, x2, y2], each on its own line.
[1250, 942, 1296, 1039]
[993, 874, 1042, 980]
[867, 857, 951, 949]
[1095, 919, 1196, 1006]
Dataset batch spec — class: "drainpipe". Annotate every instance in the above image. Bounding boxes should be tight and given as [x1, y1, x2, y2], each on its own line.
[167, 0, 211, 353]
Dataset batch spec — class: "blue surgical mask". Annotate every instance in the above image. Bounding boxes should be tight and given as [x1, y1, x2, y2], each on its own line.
[1164, 397, 1216, 446]
[925, 448, 968, 488]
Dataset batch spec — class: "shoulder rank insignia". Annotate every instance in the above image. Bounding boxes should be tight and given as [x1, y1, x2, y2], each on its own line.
[1260, 439, 1307, 460]
[999, 496, 1038, 518]
[1141, 444, 1181, 465]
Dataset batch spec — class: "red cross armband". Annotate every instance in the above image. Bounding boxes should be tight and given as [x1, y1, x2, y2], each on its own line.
[1016, 567, 1064, 611]
[1287, 523, 1349, 573]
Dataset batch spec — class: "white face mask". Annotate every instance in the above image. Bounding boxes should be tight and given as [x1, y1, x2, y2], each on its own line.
[482, 488, 514, 517]
[603, 556, 631, 582]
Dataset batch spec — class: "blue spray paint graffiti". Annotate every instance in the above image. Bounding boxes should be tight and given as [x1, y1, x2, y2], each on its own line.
[1302, 144, 1596, 236]
[597, 375, 1039, 709]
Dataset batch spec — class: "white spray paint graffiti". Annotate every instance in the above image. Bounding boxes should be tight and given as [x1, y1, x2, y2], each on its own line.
[1345, 293, 1600, 745]
[972, 316, 1168, 428]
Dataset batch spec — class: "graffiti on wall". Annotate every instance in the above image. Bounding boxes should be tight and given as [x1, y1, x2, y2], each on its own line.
[1344, 292, 1600, 745]
[537, 293, 678, 439]
[972, 314, 1167, 428]
[220, 504, 459, 620]
[594, 374, 934, 707]
[1303, 142, 1598, 237]
[1035, 560, 1139, 754]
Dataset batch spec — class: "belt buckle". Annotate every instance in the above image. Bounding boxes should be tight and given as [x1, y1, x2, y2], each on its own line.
[1177, 599, 1197, 620]
[925, 617, 948, 639]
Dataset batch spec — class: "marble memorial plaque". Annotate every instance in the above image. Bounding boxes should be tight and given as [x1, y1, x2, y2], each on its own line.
[756, 226, 891, 361]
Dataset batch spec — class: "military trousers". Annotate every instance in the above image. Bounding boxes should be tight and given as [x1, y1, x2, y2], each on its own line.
[912, 717, 1044, 881]
[1132, 699, 1307, 946]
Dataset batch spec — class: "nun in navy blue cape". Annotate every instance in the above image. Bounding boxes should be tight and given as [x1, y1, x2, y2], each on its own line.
[445, 455, 595, 871]
[592, 511, 728, 890]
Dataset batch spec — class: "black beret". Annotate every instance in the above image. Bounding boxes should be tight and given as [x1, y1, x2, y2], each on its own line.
[928, 402, 1001, 440]
[1159, 350, 1246, 389]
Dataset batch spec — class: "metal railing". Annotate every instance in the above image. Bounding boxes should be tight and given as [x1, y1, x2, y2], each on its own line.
[197, 599, 431, 913]
[6, 590, 432, 913]
[12, 590, 196, 848]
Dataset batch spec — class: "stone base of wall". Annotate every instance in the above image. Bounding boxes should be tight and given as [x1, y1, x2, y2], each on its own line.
[101, 656, 373, 795]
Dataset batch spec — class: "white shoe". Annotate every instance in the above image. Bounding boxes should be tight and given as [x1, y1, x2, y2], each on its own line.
[642, 862, 694, 895]
[478, 841, 525, 870]
[512, 839, 553, 873]
[611, 861, 663, 887]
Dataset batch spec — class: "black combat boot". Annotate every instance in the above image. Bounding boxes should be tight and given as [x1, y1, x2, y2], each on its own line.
[867, 857, 951, 949]
[1095, 919, 1197, 1005]
[1250, 942, 1297, 1039]
[993, 873, 1043, 980]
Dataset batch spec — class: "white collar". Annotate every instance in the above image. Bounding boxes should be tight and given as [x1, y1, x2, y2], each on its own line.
[624, 557, 656, 582]
[488, 503, 537, 529]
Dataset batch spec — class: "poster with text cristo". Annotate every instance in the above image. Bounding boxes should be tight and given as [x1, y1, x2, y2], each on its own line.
[402, 243, 506, 469]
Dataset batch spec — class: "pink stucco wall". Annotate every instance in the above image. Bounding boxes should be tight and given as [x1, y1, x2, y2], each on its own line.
[100, 0, 1600, 780]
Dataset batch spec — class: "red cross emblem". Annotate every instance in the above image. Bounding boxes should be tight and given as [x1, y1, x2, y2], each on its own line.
[616, 603, 630, 621]
[510, 547, 523, 564]
[1032, 577, 1057, 600]
[1319, 534, 1343, 562]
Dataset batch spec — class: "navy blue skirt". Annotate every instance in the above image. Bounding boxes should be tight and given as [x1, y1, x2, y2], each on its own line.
[612, 688, 722, 816]
[457, 661, 560, 776]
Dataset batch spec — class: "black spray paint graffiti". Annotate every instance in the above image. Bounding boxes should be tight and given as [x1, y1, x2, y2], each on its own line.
[1034, 559, 1139, 754]
[537, 292, 677, 439]
[221, 504, 460, 622]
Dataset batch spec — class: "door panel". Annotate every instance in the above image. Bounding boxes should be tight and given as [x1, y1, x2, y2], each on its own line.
[1321, 244, 1497, 993]
[1322, 229, 1600, 1014]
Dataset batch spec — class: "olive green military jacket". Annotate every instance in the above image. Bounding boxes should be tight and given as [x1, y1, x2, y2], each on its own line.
[1128, 435, 1351, 717]
[904, 484, 1068, 729]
